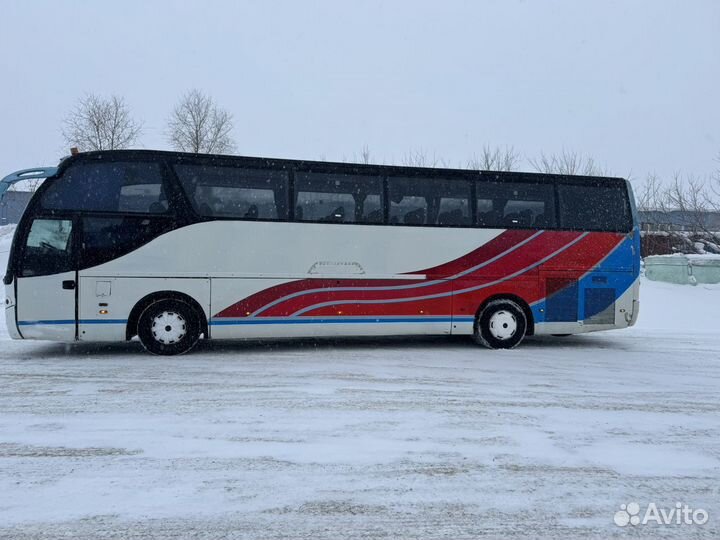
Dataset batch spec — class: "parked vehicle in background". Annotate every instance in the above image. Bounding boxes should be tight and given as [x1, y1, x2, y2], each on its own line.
[2, 150, 640, 354]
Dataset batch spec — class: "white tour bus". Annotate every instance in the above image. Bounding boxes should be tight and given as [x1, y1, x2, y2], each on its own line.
[2, 150, 640, 354]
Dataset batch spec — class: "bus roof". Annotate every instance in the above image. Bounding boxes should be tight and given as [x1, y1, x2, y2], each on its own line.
[57, 149, 630, 187]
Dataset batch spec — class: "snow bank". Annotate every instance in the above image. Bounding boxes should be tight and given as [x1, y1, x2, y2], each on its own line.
[648, 253, 720, 261]
[645, 253, 720, 285]
[632, 278, 720, 331]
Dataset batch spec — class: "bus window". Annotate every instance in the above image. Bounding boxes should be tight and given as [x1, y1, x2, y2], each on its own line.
[20, 218, 74, 277]
[436, 180, 472, 226]
[389, 177, 471, 226]
[119, 183, 167, 213]
[477, 182, 555, 228]
[558, 183, 631, 232]
[81, 216, 176, 268]
[295, 172, 383, 224]
[42, 162, 167, 214]
[174, 164, 289, 220]
[388, 177, 427, 225]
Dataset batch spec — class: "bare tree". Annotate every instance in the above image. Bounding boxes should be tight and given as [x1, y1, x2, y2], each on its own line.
[347, 144, 373, 164]
[712, 151, 720, 204]
[167, 89, 235, 154]
[666, 174, 713, 229]
[635, 173, 665, 214]
[401, 148, 449, 168]
[62, 94, 142, 151]
[529, 149, 608, 176]
[359, 144, 371, 164]
[466, 145, 520, 171]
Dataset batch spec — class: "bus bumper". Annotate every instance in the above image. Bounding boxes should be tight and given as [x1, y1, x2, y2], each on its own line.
[5, 305, 21, 339]
[625, 280, 640, 327]
[4, 281, 21, 339]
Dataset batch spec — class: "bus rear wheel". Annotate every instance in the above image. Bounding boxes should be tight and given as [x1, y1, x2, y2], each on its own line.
[474, 299, 527, 349]
[138, 299, 201, 355]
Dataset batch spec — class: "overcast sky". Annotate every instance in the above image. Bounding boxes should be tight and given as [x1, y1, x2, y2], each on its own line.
[1, 0, 718, 181]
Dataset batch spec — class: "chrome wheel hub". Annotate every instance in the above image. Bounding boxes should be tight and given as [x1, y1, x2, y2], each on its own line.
[151, 311, 187, 345]
[488, 310, 517, 340]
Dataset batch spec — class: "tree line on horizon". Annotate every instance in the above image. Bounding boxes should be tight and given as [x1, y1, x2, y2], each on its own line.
[60, 90, 618, 176]
[62, 90, 235, 155]
[57, 91, 720, 239]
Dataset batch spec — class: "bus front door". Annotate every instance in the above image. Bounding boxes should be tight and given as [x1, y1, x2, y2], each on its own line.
[15, 217, 77, 340]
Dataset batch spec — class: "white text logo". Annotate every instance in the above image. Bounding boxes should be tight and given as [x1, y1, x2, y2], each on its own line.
[614, 502, 709, 527]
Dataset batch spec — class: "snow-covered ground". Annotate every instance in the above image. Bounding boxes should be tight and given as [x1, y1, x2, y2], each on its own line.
[1, 225, 719, 539]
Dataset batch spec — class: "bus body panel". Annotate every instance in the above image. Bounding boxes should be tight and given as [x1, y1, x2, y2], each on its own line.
[74, 221, 501, 340]
[8, 222, 639, 343]
[83, 221, 504, 282]
[15, 270, 76, 340]
[77, 276, 211, 342]
[533, 279, 639, 335]
[209, 278, 453, 339]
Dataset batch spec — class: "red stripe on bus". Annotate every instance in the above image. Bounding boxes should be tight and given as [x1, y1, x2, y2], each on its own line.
[213, 231, 624, 320]
[215, 229, 534, 318]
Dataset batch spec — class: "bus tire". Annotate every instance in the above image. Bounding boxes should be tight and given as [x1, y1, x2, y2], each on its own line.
[137, 299, 201, 355]
[473, 299, 527, 349]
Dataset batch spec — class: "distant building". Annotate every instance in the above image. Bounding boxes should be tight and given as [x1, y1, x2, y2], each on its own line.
[0, 191, 33, 225]
[639, 210, 720, 232]
[639, 210, 720, 256]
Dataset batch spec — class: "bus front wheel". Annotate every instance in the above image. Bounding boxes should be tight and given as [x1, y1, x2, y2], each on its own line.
[138, 299, 201, 355]
[474, 299, 527, 349]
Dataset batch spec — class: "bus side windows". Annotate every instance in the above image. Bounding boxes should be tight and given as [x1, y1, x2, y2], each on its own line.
[389, 177, 471, 227]
[558, 183, 631, 232]
[476, 182, 556, 229]
[295, 172, 383, 224]
[42, 162, 168, 215]
[174, 164, 289, 220]
[437, 192, 471, 226]
[81, 216, 176, 268]
[119, 183, 168, 214]
[389, 191, 428, 225]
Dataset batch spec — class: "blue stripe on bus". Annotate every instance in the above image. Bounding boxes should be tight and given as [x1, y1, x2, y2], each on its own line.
[210, 316, 474, 326]
[18, 320, 76, 326]
[531, 234, 638, 323]
[18, 319, 128, 326]
[18, 317, 475, 327]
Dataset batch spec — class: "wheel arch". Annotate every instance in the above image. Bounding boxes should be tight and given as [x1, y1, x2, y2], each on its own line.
[126, 291, 209, 341]
[475, 293, 535, 336]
